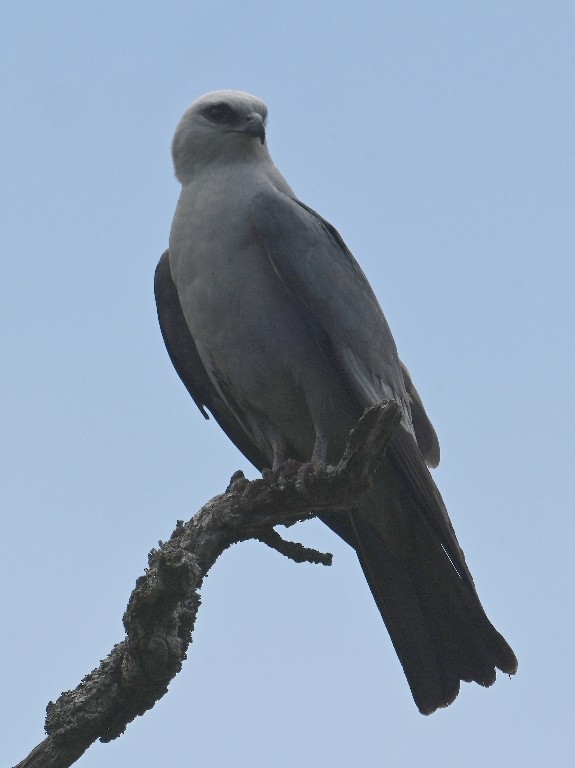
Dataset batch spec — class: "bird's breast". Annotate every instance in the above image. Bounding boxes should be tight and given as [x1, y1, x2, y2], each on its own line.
[168, 176, 358, 460]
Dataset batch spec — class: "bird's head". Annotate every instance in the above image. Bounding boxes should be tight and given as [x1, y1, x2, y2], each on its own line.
[172, 90, 268, 182]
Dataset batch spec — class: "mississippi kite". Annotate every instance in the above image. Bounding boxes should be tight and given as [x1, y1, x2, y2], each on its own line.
[155, 90, 517, 714]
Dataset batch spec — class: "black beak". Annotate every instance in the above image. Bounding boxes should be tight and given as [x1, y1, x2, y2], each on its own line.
[242, 112, 266, 145]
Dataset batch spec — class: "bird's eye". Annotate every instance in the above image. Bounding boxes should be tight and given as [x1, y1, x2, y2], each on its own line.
[203, 103, 236, 124]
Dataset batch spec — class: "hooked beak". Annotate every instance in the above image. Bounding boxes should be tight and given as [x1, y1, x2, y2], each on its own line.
[237, 112, 266, 144]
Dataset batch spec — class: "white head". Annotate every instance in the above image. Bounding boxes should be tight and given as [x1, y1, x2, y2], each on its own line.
[172, 90, 269, 183]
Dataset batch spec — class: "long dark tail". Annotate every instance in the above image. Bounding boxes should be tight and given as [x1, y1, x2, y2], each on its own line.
[346, 433, 517, 715]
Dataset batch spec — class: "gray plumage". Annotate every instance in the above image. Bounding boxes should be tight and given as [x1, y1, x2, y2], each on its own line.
[155, 90, 517, 714]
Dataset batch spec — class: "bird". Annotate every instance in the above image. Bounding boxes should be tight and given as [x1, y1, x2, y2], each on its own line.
[154, 89, 517, 715]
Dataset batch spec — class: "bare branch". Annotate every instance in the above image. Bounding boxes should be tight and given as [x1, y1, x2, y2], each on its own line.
[13, 401, 401, 768]
[255, 527, 333, 565]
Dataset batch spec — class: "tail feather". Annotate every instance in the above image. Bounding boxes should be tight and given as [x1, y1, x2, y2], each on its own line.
[350, 476, 517, 715]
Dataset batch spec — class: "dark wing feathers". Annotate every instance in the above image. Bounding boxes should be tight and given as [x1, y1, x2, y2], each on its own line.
[400, 361, 440, 468]
[251, 189, 408, 413]
[154, 251, 209, 419]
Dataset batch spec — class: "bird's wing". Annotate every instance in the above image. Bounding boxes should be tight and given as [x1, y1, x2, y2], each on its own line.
[400, 361, 440, 468]
[251, 189, 410, 418]
[154, 250, 269, 470]
[251, 187, 475, 590]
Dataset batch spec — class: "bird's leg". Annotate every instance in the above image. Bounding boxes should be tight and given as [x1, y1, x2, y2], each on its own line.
[261, 434, 297, 483]
[311, 429, 328, 466]
[263, 429, 329, 485]
[271, 437, 288, 472]
[293, 428, 330, 490]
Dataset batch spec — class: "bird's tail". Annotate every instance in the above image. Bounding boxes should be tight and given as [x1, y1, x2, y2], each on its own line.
[349, 465, 517, 715]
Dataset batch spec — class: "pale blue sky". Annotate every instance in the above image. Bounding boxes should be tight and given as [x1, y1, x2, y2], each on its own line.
[2, 2, 574, 766]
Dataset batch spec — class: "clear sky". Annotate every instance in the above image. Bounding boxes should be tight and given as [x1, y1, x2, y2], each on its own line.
[2, 2, 573, 766]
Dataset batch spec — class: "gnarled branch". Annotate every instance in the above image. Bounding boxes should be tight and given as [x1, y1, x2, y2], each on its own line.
[13, 401, 401, 768]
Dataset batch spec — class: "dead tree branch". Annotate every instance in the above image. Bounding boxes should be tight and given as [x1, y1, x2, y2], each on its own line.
[13, 401, 401, 768]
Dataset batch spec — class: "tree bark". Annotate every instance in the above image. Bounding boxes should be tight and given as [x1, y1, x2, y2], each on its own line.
[13, 401, 401, 768]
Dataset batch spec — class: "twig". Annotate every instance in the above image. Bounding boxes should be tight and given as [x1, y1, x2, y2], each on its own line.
[255, 527, 333, 565]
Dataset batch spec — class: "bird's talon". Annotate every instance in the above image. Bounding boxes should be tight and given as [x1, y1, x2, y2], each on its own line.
[272, 459, 302, 483]
[294, 461, 325, 491]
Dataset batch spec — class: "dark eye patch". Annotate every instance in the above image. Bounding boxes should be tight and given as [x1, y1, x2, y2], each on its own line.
[203, 103, 237, 125]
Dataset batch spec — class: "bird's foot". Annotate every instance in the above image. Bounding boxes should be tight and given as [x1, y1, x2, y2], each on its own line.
[262, 459, 331, 492]
[261, 458, 301, 485]
[295, 460, 329, 492]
